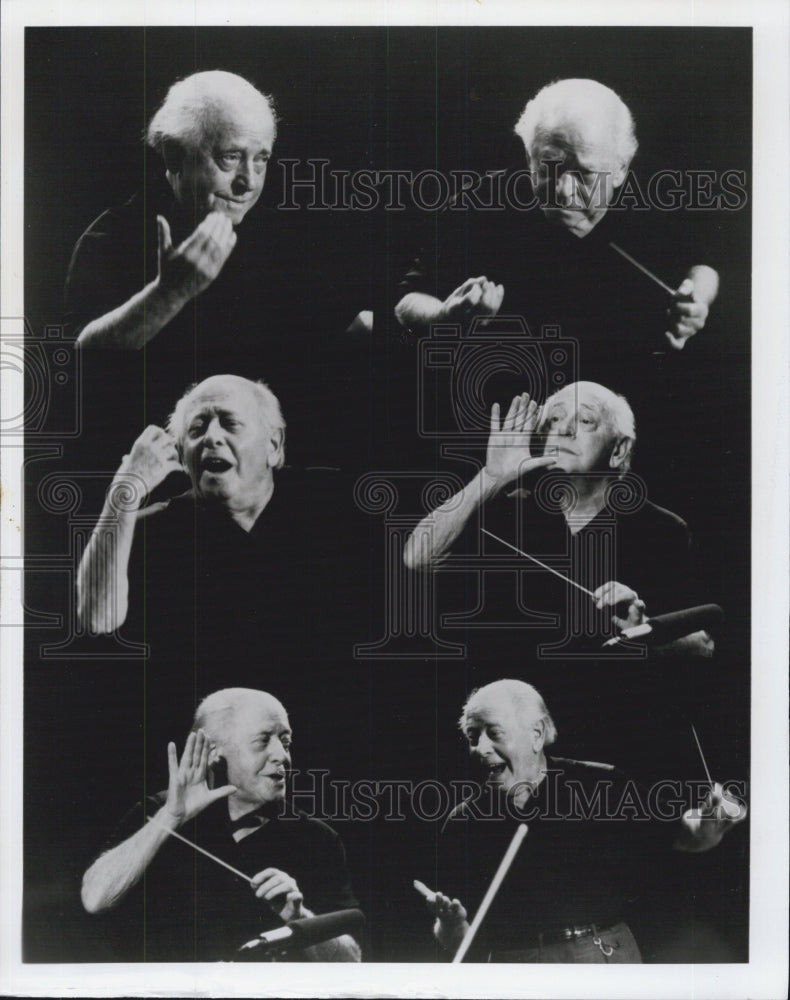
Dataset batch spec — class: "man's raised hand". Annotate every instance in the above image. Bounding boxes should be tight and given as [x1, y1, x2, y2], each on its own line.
[485, 392, 557, 487]
[160, 729, 237, 828]
[118, 425, 183, 498]
[157, 212, 237, 305]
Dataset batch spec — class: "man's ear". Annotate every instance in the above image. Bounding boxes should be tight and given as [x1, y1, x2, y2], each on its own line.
[267, 427, 285, 468]
[611, 157, 631, 190]
[161, 139, 186, 175]
[531, 718, 547, 753]
[609, 436, 632, 470]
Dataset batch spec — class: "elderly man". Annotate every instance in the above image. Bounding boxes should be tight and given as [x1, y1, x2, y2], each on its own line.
[81, 688, 361, 961]
[68, 71, 275, 352]
[395, 78, 719, 360]
[64, 70, 356, 467]
[404, 381, 705, 654]
[77, 373, 285, 633]
[416, 679, 745, 963]
[75, 373, 358, 725]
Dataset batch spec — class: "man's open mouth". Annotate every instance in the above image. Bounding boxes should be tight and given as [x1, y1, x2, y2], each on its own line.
[202, 457, 233, 474]
[485, 762, 507, 778]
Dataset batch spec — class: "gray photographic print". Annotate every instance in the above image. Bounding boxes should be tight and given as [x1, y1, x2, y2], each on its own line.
[1, 1, 787, 998]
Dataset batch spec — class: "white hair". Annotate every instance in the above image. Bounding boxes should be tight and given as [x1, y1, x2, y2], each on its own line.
[514, 78, 637, 168]
[540, 380, 636, 473]
[146, 70, 277, 152]
[166, 374, 286, 468]
[460, 679, 558, 747]
[193, 687, 287, 745]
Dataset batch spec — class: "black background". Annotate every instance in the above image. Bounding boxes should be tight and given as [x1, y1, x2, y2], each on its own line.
[24, 26, 750, 964]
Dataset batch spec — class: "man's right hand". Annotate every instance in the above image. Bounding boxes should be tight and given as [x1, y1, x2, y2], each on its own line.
[118, 425, 183, 497]
[160, 729, 237, 829]
[441, 276, 504, 322]
[485, 392, 557, 488]
[414, 880, 469, 950]
[157, 212, 237, 304]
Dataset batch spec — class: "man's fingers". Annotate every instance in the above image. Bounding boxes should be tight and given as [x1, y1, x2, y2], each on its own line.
[166, 741, 179, 775]
[180, 730, 198, 771]
[502, 395, 521, 431]
[526, 456, 558, 472]
[665, 330, 688, 350]
[674, 277, 695, 299]
[157, 216, 172, 257]
[489, 402, 501, 435]
[413, 879, 436, 902]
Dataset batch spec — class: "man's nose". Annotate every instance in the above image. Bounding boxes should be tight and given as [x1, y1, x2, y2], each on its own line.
[556, 415, 576, 437]
[203, 415, 225, 444]
[269, 736, 289, 762]
[474, 733, 493, 757]
[232, 157, 255, 192]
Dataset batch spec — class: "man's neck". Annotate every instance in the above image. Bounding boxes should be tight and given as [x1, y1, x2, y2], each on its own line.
[219, 478, 275, 532]
[559, 476, 609, 534]
[510, 754, 548, 810]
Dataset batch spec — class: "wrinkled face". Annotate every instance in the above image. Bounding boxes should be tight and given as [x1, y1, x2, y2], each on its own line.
[180, 376, 280, 511]
[541, 386, 617, 475]
[220, 696, 292, 808]
[463, 691, 543, 796]
[527, 108, 626, 237]
[171, 107, 275, 225]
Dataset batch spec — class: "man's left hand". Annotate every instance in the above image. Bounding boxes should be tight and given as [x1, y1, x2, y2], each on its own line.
[665, 266, 719, 349]
[593, 581, 646, 631]
[677, 781, 747, 852]
[251, 867, 305, 922]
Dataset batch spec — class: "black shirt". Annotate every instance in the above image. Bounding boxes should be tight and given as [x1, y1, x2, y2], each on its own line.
[439, 488, 694, 657]
[91, 794, 358, 962]
[436, 756, 672, 958]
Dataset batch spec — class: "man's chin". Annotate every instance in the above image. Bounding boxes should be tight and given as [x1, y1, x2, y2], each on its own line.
[213, 197, 257, 224]
[542, 208, 601, 237]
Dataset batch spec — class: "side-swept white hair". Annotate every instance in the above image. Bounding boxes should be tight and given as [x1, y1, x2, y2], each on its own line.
[167, 374, 286, 469]
[146, 70, 277, 152]
[459, 679, 558, 747]
[514, 78, 637, 168]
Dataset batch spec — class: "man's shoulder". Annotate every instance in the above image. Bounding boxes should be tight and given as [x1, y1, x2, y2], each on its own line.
[546, 755, 620, 781]
[632, 499, 689, 534]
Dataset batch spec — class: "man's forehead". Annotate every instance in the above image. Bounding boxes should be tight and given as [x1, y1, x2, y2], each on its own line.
[234, 696, 290, 734]
[534, 109, 617, 159]
[548, 387, 602, 412]
[205, 107, 275, 147]
[184, 378, 257, 414]
[465, 693, 515, 727]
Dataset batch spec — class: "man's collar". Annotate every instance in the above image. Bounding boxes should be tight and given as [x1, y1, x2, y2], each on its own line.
[227, 800, 283, 832]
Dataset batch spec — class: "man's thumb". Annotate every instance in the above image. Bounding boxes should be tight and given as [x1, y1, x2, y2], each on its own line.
[157, 215, 172, 258]
[209, 783, 237, 802]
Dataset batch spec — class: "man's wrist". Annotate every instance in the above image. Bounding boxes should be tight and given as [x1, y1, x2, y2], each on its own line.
[479, 467, 509, 497]
[108, 469, 149, 514]
[156, 804, 184, 831]
[152, 275, 193, 314]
